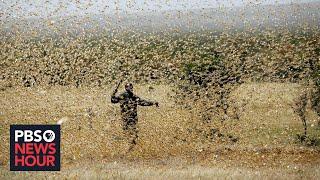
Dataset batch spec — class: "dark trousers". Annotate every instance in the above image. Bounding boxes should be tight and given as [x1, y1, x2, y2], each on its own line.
[122, 117, 138, 146]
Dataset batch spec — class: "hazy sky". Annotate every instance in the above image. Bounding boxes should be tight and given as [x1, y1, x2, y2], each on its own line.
[0, 0, 319, 19]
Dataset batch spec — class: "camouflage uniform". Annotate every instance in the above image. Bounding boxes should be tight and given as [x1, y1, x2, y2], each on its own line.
[111, 90, 156, 147]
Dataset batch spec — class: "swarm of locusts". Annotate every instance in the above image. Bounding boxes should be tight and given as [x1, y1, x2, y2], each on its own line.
[1, 27, 319, 142]
[0, 1, 319, 165]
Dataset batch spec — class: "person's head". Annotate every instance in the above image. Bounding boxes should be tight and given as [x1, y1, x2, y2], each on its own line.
[125, 83, 133, 93]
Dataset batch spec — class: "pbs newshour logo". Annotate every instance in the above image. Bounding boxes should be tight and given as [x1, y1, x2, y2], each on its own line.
[10, 125, 61, 171]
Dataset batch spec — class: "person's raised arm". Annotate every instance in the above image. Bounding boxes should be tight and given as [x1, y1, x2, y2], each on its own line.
[111, 92, 120, 103]
[111, 79, 123, 103]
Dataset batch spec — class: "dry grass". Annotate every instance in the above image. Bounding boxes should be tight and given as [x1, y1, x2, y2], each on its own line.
[1, 160, 320, 180]
[0, 82, 319, 179]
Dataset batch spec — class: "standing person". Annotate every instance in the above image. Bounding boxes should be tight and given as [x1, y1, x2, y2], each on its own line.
[111, 82, 159, 151]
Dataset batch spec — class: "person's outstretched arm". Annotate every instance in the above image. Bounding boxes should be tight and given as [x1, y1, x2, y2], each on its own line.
[136, 96, 159, 107]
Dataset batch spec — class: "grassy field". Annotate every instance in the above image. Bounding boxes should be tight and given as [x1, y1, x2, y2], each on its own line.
[1, 83, 319, 179]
